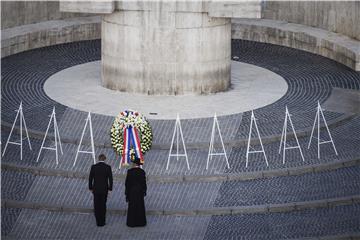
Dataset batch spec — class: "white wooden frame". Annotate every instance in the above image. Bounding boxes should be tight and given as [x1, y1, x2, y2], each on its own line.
[166, 114, 190, 170]
[246, 111, 268, 168]
[279, 106, 305, 164]
[308, 102, 338, 158]
[36, 107, 63, 164]
[2, 102, 32, 160]
[73, 112, 96, 166]
[206, 113, 230, 170]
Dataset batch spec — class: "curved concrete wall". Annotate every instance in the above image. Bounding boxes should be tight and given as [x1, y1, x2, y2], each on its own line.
[262, 1, 360, 41]
[1, 1, 91, 29]
[1, 1, 100, 58]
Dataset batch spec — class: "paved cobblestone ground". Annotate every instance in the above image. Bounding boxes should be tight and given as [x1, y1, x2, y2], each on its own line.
[204, 204, 360, 240]
[2, 116, 360, 175]
[2, 40, 360, 239]
[3, 208, 211, 240]
[2, 165, 360, 210]
[1, 208, 22, 236]
[3, 204, 360, 239]
[2, 40, 359, 144]
[214, 165, 360, 207]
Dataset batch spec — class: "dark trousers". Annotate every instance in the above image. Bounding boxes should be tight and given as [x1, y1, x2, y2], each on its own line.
[93, 193, 107, 226]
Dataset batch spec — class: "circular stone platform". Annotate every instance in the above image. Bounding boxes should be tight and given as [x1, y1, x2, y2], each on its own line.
[44, 60, 287, 119]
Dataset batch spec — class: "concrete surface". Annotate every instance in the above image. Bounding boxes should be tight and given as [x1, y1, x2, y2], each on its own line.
[323, 88, 360, 114]
[0, 1, 92, 29]
[60, 0, 115, 14]
[1, 16, 101, 58]
[262, 1, 360, 41]
[101, 8, 231, 94]
[60, 0, 262, 95]
[44, 60, 288, 119]
[232, 18, 360, 71]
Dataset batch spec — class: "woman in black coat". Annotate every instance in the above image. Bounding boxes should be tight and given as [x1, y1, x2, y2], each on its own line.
[125, 157, 147, 227]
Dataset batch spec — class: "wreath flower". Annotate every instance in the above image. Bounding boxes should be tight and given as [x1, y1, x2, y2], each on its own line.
[110, 110, 153, 158]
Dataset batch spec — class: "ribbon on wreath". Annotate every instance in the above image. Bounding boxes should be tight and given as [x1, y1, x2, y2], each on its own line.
[121, 125, 144, 166]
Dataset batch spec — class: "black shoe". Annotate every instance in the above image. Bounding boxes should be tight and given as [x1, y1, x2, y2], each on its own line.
[97, 223, 105, 227]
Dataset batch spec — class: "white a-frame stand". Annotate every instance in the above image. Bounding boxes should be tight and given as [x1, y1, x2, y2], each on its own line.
[2, 102, 32, 160]
[206, 113, 230, 170]
[37, 107, 63, 164]
[308, 102, 338, 159]
[246, 111, 268, 168]
[279, 106, 305, 164]
[73, 112, 96, 166]
[166, 114, 190, 170]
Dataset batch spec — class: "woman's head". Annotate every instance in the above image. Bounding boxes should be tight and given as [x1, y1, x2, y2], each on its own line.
[132, 156, 142, 166]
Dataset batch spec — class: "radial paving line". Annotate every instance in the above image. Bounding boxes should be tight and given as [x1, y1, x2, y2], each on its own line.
[2, 158, 360, 183]
[2, 40, 359, 142]
[3, 195, 360, 216]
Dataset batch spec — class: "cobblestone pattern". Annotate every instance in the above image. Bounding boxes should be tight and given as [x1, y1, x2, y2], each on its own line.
[231, 40, 360, 139]
[1, 40, 100, 132]
[1, 129, 48, 167]
[214, 165, 360, 207]
[1, 130, 47, 237]
[1, 171, 35, 201]
[2, 40, 360, 147]
[2, 40, 360, 239]
[204, 203, 360, 240]
[1, 131, 232, 176]
[1, 172, 221, 210]
[2, 166, 360, 211]
[226, 115, 360, 173]
[56, 108, 243, 146]
[6, 208, 211, 239]
[4, 204, 360, 239]
[2, 116, 360, 176]
[1, 208, 22, 236]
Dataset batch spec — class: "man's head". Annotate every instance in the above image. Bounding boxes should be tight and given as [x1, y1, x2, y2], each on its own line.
[98, 154, 106, 161]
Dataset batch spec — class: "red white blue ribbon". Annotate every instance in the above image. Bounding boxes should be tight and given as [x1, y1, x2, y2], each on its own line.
[121, 125, 144, 166]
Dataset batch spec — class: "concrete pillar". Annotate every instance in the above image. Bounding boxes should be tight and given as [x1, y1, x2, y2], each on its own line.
[60, 0, 261, 95]
[102, 8, 231, 95]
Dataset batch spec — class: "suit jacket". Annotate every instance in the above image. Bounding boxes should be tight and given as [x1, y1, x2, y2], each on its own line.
[89, 162, 113, 195]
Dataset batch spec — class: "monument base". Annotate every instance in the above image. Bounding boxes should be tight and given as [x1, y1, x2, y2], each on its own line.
[101, 6, 231, 95]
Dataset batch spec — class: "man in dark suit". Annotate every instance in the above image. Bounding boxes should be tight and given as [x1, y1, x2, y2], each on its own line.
[89, 154, 113, 227]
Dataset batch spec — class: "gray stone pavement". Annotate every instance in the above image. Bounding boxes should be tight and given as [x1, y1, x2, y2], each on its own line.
[4, 209, 211, 240]
[2, 40, 360, 239]
[2, 115, 360, 176]
[3, 204, 360, 239]
[1, 208, 21, 236]
[204, 203, 360, 240]
[2, 165, 360, 211]
[323, 88, 360, 114]
[2, 40, 359, 141]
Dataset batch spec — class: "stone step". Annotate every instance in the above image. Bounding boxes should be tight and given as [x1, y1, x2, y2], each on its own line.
[2, 165, 360, 211]
[1, 16, 101, 58]
[3, 204, 360, 239]
[2, 157, 360, 183]
[3, 115, 360, 176]
[1, 112, 354, 150]
[3, 195, 360, 216]
[232, 19, 360, 71]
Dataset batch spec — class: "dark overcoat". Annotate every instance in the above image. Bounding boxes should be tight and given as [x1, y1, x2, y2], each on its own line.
[125, 167, 147, 227]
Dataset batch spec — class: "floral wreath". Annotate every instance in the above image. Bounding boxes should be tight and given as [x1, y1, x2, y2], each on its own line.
[110, 110, 152, 158]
